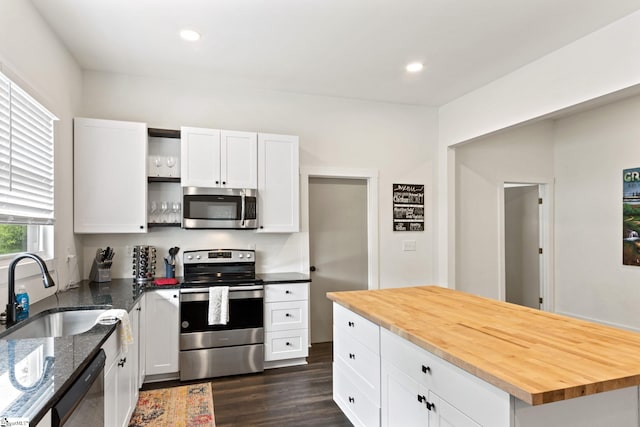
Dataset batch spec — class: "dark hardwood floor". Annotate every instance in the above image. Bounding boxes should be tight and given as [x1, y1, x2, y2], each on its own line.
[141, 342, 351, 427]
[210, 342, 351, 427]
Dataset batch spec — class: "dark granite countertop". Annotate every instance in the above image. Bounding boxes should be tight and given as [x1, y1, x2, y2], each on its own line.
[0, 279, 143, 426]
[258, 272, 311, 284]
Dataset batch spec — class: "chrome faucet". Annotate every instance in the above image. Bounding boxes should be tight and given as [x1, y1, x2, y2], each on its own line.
[5, 253, 56, 326]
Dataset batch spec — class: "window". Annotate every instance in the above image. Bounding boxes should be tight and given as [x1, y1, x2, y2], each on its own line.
[0, 70, 56, 261]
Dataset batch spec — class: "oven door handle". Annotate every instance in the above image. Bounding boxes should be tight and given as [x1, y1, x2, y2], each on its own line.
[180, 285, 263, 293]
[180, 285, 264, 302]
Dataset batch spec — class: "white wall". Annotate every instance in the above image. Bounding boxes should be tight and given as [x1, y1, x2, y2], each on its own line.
[0, 0, 83, 306]
[437, 10, 640, 288]
[79, 71, 438, 287]
[553, 94, 640, 330]
[454, 121, 554, 299]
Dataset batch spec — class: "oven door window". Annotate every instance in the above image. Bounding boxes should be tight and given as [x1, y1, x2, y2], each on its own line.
[184, 195, 242, 220]
[181, 297, 263, 332]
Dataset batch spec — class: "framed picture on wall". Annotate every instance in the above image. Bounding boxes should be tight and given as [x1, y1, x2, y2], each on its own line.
[623, 167, 640, 265]
[393, 184, 424, 231]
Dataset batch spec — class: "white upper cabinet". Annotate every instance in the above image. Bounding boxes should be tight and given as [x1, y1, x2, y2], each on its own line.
[74, 117, 147, 233]
[180, 127, 221, 187]
[221, 130, 258, 188]
[257, 133, 299, 233]
[181, 127, 257, 188]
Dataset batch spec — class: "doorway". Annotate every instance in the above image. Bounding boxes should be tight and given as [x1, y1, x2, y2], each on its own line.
[503, 184, 542, 309]
[308, 177, 369, 343]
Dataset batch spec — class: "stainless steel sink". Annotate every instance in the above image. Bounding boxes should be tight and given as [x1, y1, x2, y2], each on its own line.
[0, 308, 109, 340]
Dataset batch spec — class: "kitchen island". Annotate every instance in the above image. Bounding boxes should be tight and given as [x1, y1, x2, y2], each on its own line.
[328, 285, 640, 427]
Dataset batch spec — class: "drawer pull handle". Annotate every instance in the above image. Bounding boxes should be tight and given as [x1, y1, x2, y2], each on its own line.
[348, 396, 355, 404]
[348, 321, 355, 327]
[349, 353, 356, 360]
[421, 365, 431, 374]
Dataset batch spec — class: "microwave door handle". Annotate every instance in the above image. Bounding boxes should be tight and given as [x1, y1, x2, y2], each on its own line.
[240, 193, 246, 227]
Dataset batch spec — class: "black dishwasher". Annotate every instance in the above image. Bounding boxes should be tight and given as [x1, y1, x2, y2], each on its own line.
[52, 350, 105, 426]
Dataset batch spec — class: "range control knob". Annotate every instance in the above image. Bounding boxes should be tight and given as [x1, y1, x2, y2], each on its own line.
[246, 253, 252, 259]
[187, 255, 193, 260]
[238, 254, 244, 259]
[196, 255, 201, 260]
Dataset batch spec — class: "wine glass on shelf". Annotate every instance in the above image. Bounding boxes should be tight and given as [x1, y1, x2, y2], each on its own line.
[166, 156, 176, 177]
[160, 201, 169, 223]
[171, 202, 181, 224]
[153, 156, 163, 177]
[149, 201, 158, 223]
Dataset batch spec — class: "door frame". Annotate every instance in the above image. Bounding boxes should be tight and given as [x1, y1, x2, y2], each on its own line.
[300, 167, 379, 290]
[498, 180, 554, 311]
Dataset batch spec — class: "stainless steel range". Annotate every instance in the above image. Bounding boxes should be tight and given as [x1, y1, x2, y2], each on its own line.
[179, 249, 264, 381]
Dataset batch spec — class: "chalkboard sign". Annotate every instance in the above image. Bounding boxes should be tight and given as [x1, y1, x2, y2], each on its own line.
[393, 184, 424, 231]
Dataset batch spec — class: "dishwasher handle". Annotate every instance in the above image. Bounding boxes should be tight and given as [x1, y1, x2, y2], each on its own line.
[52, 349, 106, 426]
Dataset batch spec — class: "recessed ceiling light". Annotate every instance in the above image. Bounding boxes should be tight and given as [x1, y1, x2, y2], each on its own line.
[406, 62, 424, 73]
[180, 29, 201, 42]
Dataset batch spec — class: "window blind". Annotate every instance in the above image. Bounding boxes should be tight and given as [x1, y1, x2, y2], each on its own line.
[0, 71, 56, 225]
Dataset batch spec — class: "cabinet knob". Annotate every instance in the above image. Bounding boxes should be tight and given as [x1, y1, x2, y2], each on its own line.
[285, 313, 292, 317]
[139, 225, 144, 229]
[348, 396, 355, 404]
[118, 357, 127, 367]
[310, 266, 317, 272]
[285, 342, 291, 346]
[421, 365, 431, 374]
[349, 353, 356, 360]
[222, 181, 226, 185]
[173, 294, 178, 298]
[136, 307, 142, 311]
[426, 402, 435, 411]
[417, 394, 425, 403]
[285, 290, 291, 294]
[348, 321, 355, 327]
[215, 180, 219, 184]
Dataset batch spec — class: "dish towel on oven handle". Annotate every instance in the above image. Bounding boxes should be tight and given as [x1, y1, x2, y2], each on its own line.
[208, 286, 229, 325]
[96, 309, 134, 353]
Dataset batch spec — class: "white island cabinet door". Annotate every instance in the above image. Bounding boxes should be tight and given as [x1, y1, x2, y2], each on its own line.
[180, 126, 221, 187]
[74, 117, 147, 233]
[257, 133, 299, 233]
[221, 130, 257, 188]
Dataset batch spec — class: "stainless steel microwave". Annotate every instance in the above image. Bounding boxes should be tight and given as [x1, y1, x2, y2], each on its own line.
[182, 187, 258, 229]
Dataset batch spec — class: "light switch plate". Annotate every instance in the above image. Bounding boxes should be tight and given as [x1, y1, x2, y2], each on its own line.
[402, 240, 417, 251]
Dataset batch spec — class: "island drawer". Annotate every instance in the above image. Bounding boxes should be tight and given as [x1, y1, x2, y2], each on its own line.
[334, 327, 380, 404]
[333, 303, 380, 355]
[334, 363, 380, 427]
[381, 328, 510, 427]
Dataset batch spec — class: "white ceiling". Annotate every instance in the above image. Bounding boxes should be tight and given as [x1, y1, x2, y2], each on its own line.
[31, 0, 640, 106]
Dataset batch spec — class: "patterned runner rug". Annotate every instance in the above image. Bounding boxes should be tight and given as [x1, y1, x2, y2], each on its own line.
[128, 383, 215, 427]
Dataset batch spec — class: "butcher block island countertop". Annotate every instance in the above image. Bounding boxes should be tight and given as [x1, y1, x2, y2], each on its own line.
[327, 285, 640, 406]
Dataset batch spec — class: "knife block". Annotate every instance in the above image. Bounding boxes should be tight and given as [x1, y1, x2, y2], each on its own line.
[89, 260, 111, 282]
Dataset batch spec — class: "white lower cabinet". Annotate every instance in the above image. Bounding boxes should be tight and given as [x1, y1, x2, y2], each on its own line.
[264, 283, 309, 366]
[332, 303, 381, 427]
[103, 302, 141, 427]
[144, 289, 179, 379]
[380, 328, 510, 427]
